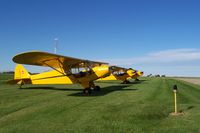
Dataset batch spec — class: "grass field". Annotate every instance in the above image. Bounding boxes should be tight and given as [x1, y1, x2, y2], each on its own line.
[0, 74, 200, 133]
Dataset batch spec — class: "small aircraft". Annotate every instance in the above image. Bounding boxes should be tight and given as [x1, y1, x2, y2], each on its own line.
[98, 66, 143, 84]
[7, 51, 110, 94]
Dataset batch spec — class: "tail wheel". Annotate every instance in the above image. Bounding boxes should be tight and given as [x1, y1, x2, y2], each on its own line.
[19, 80, 24, 89]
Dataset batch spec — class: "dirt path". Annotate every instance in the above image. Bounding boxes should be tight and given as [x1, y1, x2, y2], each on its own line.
[174, 77, 200, 85]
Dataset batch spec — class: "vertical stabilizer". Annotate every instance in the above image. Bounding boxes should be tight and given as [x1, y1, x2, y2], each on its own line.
[14, 64, 30, 80]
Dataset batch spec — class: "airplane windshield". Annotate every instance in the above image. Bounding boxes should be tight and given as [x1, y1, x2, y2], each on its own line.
[70, 67, 92, 78]
[113, 71, 126, 76]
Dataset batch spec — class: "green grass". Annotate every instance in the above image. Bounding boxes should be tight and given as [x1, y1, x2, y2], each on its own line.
[0, 75, 200, 133]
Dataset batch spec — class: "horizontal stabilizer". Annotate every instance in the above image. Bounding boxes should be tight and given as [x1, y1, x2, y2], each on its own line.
[7, 79, 21, 84]
[7, 78, 32, 85]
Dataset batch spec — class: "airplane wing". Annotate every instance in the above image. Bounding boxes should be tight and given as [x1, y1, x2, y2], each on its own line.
[110, 66, 128, 71]
[110, 66, 137, 73]
[13, 51, 108, 68]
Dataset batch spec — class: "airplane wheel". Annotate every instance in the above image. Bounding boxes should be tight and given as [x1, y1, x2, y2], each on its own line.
[135, 78, 139, 81]
[84, 88, 92, 95]
[122, 80, 130, 84]
[95, 86, 101, 91]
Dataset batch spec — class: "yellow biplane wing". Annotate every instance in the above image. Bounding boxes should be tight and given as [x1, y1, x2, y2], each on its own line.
[13, 51, 108, 69]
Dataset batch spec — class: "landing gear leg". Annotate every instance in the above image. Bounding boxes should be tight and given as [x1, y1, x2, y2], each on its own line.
[82, 81, 101, 95]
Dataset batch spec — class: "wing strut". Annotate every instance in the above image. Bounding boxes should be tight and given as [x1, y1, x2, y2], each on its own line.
[42, 58, 66, 75]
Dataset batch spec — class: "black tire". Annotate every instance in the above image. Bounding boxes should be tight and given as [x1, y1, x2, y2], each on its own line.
[83, 88, 92, 95]
[122, 80, 130, 84]
[135, 78, 139, 81]
[95, 86, 101, 91]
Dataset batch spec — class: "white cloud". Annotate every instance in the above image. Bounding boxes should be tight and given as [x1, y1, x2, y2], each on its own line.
[148, 48, 200, 62]
[103, 48, 200, 66]
[101, 48, 200, 76]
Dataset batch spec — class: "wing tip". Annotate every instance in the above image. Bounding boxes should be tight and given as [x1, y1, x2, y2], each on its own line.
[12, 50, 43, 63]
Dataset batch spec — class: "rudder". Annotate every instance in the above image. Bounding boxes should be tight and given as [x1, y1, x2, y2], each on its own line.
[7, 64, 31, 85]
[14, 64, 30, 80]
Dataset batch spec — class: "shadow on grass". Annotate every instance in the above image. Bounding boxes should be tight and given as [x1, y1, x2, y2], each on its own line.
[68, 85, 138, 97]
[180, 105, 195, 112]
[20, 87, 83, 91]
[19, 84, 138, 96]
[187, 106, 194, 110]
[96, 79, 147, 84]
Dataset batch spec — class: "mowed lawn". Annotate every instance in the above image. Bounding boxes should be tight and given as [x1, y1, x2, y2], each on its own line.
[0, 74, 200, 133]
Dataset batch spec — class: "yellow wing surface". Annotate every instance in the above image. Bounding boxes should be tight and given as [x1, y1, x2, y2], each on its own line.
[13, 51, 108, 68]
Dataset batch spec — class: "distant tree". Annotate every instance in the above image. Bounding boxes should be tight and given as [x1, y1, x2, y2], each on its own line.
[155, 74, 160, 77]
[147, 74, 152, 77]
[2, 71, 14, 74]
[161, 75, 166, 77]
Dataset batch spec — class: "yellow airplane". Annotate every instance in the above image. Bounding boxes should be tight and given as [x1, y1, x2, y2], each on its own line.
[7, 51, 110, 94]
[99, 66, 143, 84]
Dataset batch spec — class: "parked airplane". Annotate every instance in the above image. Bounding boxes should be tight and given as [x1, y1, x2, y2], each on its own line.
[7, 51, 110, 94]
[99, 66, 143, 83]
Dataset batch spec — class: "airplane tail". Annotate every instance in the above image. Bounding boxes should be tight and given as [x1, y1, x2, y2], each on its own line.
[7, 64, 31, 85]
[14, 64, 30, 80]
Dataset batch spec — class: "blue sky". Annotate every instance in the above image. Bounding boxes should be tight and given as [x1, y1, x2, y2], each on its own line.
[1, 0, 200, 76]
